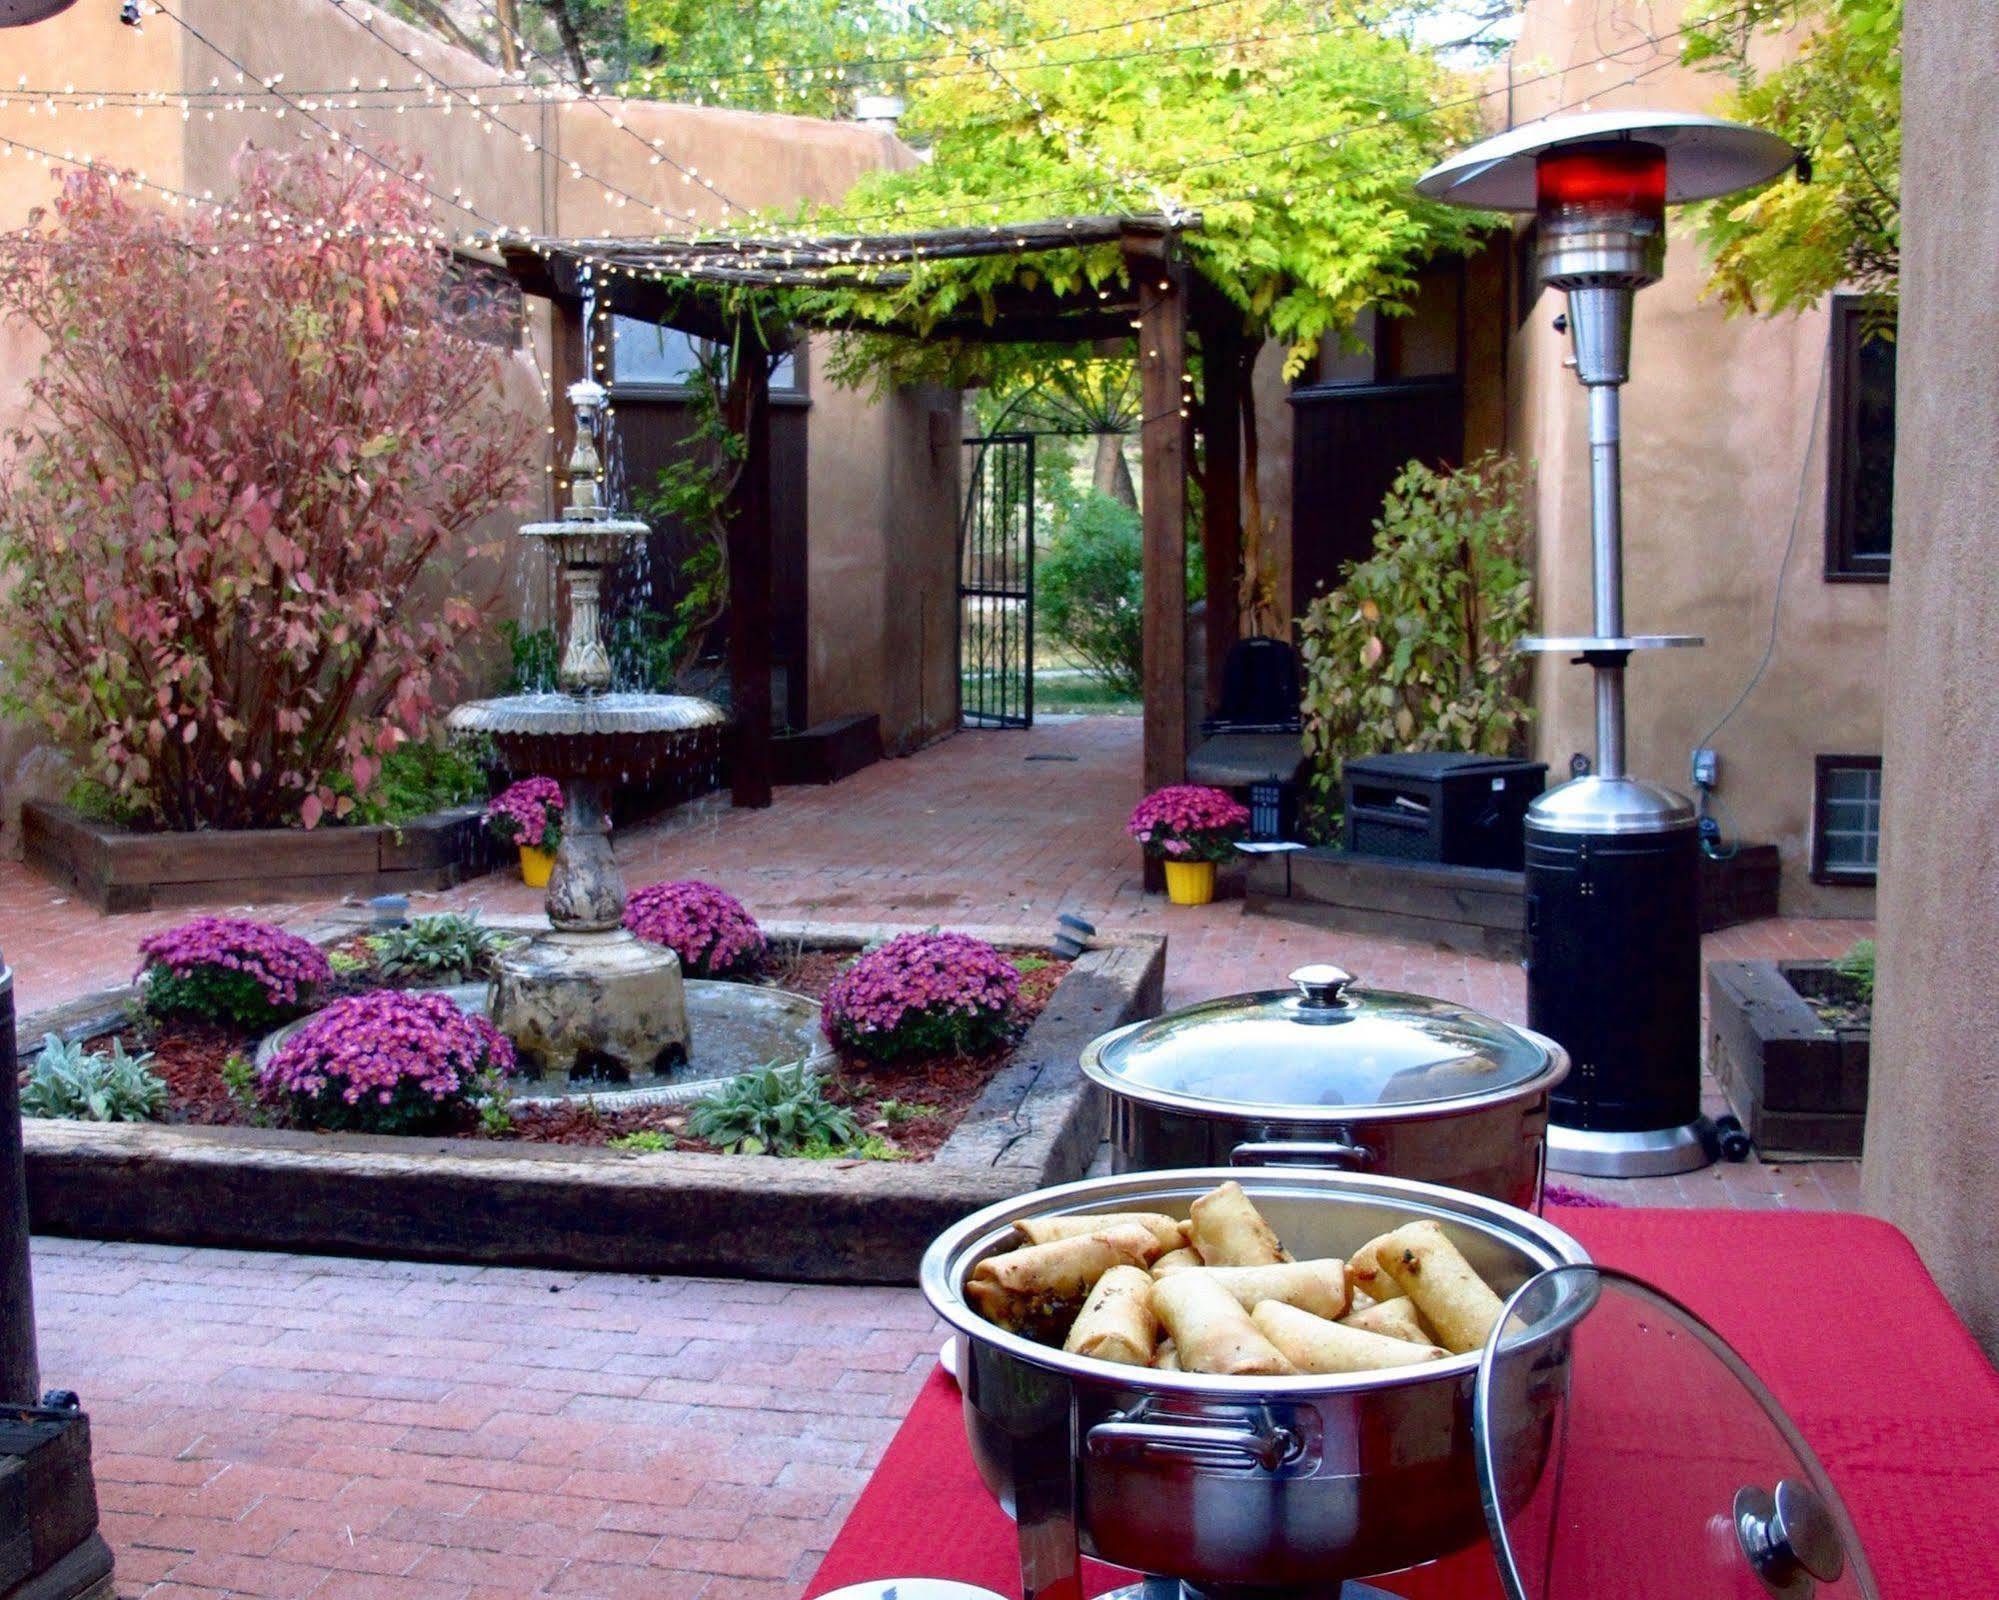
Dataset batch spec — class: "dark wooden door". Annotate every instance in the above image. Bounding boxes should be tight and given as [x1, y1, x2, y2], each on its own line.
[1289, 377, 1463, 617]
[604, 396, 809, 731]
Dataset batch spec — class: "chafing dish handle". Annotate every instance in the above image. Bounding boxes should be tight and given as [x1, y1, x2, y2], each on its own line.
[1087, 1415, 1303, 1473]
[1229, 1139, 1374, 1170]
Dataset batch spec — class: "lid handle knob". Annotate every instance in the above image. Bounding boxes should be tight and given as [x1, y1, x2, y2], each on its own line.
[1735, 1481, 1846, 1594]
[1288, 964, 1354, 1008]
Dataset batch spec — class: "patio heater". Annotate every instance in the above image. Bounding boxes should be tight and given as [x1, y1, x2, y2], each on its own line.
[1417, 112, 1798, 1176]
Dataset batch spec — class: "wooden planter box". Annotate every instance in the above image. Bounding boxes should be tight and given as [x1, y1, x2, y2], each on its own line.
[21, 799, 497, 914]
[1708, 958, 1871, 1156]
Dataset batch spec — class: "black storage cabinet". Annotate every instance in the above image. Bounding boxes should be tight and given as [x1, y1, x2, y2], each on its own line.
[1342, 752, 1547, 870]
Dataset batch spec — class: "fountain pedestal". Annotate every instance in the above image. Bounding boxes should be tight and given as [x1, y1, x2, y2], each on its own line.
[451, 380, 721, 1084]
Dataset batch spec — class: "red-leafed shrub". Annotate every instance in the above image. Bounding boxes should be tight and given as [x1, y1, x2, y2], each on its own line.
[0, 150, 532, 830]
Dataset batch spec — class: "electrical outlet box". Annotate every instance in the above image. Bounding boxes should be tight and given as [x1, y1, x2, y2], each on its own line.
[1691, 748, 1720, 790]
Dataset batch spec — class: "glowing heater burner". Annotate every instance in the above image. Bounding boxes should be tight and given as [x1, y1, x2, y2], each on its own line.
[1417, 113, 1799, 1177]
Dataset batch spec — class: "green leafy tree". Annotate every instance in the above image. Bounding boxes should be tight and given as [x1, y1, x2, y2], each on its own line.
[1683, 0, 1900, 315]
[1298, 454, 1534, 827]
[792, 0, 1492, 383]
[1039, 490, 1145, 698]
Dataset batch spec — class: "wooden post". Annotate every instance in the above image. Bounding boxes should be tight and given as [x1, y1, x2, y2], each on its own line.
[725, 334, 775, 810]
[1193, 292, 1245, 712]
[549, 294, 586, 511]
[1133, 245, 1188, 891]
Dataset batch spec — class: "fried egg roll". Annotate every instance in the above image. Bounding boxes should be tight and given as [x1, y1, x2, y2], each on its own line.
[966, 1223, 1161, 1336]
[1153, 1339, 1180, 1371]
[1062, 1265, 1159, 1367]
[1188, 1180, 1288, 1267]
[1371, 1220, 1507, 1354]
[1340, 1297, 1434, 1345]
[1174, 1260, 1347, 1320]
[1346, 1233, 1410, 1304]
[1251, 1302, 1449, 1373]
[1151, 1247, 1201, 1276]
[1016, 1212, 1186, 1253]
[1150, 1270, 1297, 1376]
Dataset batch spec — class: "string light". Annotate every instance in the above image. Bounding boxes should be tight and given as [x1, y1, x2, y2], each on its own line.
[319, 0, 726, 228]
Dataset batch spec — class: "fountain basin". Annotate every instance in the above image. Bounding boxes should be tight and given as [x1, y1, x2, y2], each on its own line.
[448, 692, 726, 782]
[257, 974, 834, 1108]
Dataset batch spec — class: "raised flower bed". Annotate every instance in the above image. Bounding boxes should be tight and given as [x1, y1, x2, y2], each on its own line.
[22, 797, 497, 913]
[17, 915, 1165, 1283]
[1707, 944, 1872, 1157]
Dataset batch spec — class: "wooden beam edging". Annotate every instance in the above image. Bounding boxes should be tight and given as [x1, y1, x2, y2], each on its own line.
[20, 933, 1164, 1286]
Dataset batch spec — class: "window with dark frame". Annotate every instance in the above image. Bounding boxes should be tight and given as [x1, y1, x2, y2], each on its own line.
[1825, 296, 1895, 581]
[608, 316, 801, 395]
[1812, 754, 1882, 886]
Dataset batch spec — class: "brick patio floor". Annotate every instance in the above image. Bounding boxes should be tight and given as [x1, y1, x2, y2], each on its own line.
[10, 716, 1874, 1596]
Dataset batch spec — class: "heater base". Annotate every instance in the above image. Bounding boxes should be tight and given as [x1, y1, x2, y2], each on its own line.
[1548, 1119, 1715, 1178]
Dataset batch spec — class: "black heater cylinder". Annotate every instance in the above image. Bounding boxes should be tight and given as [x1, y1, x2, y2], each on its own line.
[1525, 815, 1702, 1135]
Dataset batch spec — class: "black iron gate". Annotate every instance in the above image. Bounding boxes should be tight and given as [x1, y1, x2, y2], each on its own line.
[958, 433, 1035, 727]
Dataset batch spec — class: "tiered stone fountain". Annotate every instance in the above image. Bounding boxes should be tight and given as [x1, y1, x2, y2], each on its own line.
[447, 383, 766, 1088]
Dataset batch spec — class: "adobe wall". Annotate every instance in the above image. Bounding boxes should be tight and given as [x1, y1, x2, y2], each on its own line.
[1508, 0, 1886, 917]
[0, 0, 952, 835]
[1862, 0, 1999, 1354]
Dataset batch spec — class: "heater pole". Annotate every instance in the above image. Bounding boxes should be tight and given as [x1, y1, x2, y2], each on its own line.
[1586, 380, 1628, 780]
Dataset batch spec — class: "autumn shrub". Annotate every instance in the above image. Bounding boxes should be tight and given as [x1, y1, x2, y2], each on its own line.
[1297, 455, 1535, 830]
[0, 151, 532, 831]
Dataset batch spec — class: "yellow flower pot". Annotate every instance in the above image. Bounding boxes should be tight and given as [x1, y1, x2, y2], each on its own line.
[1163, 859, 1217, 906]
[519, 844, 556, 888]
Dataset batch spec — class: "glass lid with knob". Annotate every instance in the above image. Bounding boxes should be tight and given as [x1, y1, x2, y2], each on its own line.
[1080, 965, 1561, 1117]
[1475, 1266, 1878, 1600]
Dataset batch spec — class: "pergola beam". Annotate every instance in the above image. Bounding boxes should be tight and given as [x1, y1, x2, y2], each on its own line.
[500, 213, 1208, 827]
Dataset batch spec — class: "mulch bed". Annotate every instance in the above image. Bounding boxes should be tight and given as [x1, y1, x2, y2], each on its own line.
[90, 946, 1069, 1164]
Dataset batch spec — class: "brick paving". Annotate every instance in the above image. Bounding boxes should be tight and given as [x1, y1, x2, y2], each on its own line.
[7, 716, 1876, 1595]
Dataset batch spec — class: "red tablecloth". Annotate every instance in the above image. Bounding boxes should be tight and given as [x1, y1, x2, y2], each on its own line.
[806, 1209, 1999, 1599]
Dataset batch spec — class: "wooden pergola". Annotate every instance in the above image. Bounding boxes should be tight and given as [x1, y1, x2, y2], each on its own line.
[499, 214, 1252, 820]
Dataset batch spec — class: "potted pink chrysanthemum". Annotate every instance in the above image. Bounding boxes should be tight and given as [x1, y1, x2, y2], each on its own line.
[1127, 783, 1249, 905]
[484, 777, 564, 887]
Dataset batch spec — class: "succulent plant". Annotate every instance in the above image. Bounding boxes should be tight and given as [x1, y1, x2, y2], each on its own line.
[22, 1035, 166, 1123]
[368, 914, 517, 984]
[685, 1063, 860, 1156]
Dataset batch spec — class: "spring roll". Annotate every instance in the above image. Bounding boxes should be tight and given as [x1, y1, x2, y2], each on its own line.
[1151, 1247, 1201, 1277]
[1188, 1180, 1289, 1267]
[1017, 1212, 1185, 1253]
[1174, 1260, 1347, 1320]
[1252, 1302, 1449, 1374]
[1062, 1265, 1159, 1367]
[1372, 1220, 1507, 1354]
[1150, 1270, 1297, 1376]
[1153, 1339, 1180, 1371]
[1340, 1297, 1434, 1345]
[967, 1223, 1161, 1336]
[1346, 1233, 1410, 1304]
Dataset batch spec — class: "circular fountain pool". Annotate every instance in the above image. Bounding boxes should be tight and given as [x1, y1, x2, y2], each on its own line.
[257, 978, 833, 1109]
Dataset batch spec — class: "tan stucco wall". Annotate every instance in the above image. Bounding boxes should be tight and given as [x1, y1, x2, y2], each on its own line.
[0, 0, 952, 828]
[1862, 0, 1999, 1355]
[1508, 0, 1887, 916]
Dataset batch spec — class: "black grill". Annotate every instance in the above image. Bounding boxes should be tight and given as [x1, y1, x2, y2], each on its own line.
[1342, 752, 1547, 871]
